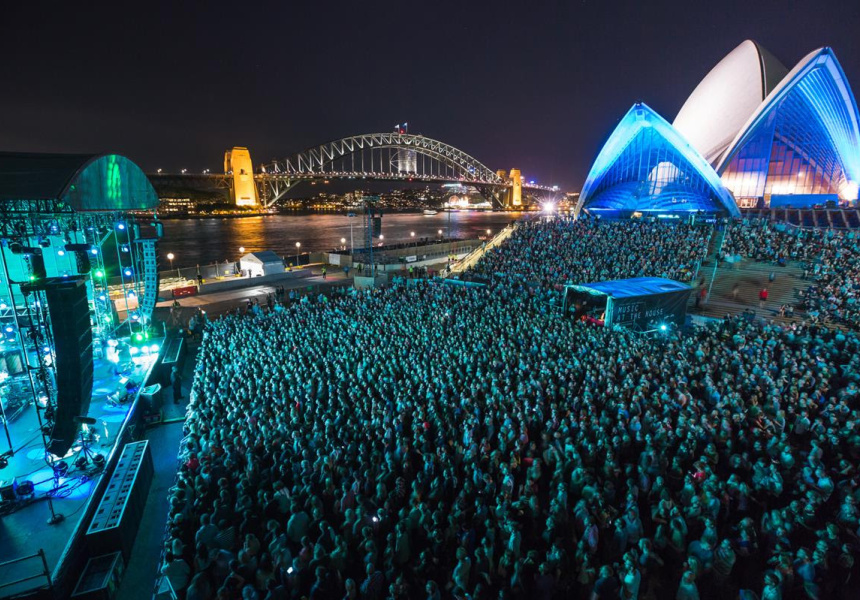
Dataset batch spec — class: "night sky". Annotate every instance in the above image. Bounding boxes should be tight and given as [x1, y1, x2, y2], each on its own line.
[1, 0, 858, 191]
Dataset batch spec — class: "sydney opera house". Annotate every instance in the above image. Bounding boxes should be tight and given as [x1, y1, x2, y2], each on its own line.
[575, 41, 860, 217]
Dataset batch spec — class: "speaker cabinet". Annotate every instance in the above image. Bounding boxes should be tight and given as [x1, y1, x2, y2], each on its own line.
[22, 277, 93, 456]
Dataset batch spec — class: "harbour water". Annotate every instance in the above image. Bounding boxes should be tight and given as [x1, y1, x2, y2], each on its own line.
[160, 211, 528, 269]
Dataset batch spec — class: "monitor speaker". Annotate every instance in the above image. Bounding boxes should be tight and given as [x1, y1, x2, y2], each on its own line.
[23, 277, 93, 456]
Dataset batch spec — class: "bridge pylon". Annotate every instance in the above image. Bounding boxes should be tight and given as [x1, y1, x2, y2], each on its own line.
[224, 147, 259, 206]
[508, 169, 523, 208]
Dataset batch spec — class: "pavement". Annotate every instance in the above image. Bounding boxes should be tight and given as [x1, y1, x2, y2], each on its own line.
[157, 267, 352, 316]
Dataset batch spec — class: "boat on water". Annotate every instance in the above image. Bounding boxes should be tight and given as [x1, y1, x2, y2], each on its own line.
[423, 209, 438, 216]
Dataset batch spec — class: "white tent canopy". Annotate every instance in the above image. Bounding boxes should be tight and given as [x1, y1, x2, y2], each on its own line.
[239, 251, 284, 277]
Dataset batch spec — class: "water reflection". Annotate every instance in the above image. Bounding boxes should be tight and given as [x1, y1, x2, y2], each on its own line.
[160, 211, 527, 268]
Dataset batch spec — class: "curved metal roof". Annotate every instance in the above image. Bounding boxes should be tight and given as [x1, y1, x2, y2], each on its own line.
[0, 152, 158, 211]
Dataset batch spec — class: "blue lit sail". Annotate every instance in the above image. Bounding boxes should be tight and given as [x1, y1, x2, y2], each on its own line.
[717, 47, 860, 205]
[576, 103, 740, 217]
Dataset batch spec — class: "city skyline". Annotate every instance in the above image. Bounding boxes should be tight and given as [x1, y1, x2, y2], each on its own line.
[1, 0, 858, 190]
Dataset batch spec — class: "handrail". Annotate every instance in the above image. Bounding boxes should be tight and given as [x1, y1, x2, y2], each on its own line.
[692, 226, 715, 283]
[0, 549, 51, 591]
[443, 222, 518, 278]
[705, 224, 728, 302]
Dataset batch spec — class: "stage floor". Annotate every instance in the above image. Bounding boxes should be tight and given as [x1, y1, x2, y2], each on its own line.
[0, 352, 155, 597]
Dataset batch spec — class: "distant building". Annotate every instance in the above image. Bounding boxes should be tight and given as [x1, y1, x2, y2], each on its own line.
[159, 197, 196, 214]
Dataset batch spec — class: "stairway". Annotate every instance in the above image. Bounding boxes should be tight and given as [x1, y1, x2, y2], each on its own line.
[692, 259, 811, 322]
[444, 223, 517, 277]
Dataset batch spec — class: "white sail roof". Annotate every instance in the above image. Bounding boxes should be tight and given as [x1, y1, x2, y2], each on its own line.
[673, 40, 787, 165]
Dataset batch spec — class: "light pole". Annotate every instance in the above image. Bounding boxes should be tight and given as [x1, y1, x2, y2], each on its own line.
[410, 231, 415, 247]
[167, 252, 176, 278]
[340, 237, 346, 251]
[295, 242, 301, 266]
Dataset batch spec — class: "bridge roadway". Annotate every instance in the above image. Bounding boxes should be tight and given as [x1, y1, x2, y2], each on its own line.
[147, 172, 557, 192]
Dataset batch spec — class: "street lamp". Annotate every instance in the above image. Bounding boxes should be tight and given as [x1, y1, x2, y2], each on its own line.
[295, 242, 301, 266]
[167, 252, 175, 277]
[410, 231, 415, 246]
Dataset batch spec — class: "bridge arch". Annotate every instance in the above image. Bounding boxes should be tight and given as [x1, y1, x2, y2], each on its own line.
[262, 133, 504, 184]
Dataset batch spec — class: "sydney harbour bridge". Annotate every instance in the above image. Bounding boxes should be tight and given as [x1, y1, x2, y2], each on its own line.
[148, 132, 560, 209]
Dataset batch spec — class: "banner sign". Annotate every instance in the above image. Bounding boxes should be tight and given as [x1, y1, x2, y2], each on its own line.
[608, 289, 690, 330]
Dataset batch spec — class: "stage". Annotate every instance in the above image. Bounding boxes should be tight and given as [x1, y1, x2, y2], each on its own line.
[0, 345, 159, 598]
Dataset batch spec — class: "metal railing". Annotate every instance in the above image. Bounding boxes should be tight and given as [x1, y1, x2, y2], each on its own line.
[705, 225, 729, 302]
[0, 549, 52, 593]
[443, 222, 518, 277]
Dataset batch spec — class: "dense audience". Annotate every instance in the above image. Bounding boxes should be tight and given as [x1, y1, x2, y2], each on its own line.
[466, 217, 712, 289]
[162, 218, 860, 600]
[722, 221, 860, 328]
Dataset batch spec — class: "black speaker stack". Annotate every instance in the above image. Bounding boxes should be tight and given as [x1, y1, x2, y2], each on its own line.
[21, 276, 94, 456]
[133, 237, 160, 324]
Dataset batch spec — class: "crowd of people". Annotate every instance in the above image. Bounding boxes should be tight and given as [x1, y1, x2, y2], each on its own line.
[161, 217, 860, 600]
[466, 217, 712, 290]
[722, 221, 860, 329]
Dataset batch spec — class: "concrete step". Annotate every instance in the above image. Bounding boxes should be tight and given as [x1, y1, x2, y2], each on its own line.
[689, 258, 811, 322]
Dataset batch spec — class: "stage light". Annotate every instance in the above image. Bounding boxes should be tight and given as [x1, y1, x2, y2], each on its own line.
[123, 268, 133, 277]
[0, 302, 6, 309]
[57, 249, 65, 256]
[660, 324, 668, 331]
[129, 347, 139, 356]
[127, 290, 136, 297]
[5, 326, 14, 333]
[43, 346, 50, 354]
[117, 222, 126, 230]
[94, 270, 104, 279]
[149, 344, 159, 353]
[98, 295, 106, 301]
[134, 333, 143, 342]
[90, 248, 98, 255]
